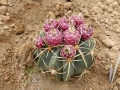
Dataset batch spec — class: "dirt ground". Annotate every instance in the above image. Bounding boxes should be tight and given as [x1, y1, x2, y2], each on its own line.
[0, 0, 120, 90]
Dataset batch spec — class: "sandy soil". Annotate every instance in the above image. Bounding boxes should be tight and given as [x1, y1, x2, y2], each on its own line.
[0, 0, 120, 90]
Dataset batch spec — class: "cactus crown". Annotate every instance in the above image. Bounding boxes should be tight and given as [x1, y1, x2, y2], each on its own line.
[33, 15, 96, 81]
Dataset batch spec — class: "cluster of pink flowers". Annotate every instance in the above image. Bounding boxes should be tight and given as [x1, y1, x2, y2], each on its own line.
[34, 15, 93, 58]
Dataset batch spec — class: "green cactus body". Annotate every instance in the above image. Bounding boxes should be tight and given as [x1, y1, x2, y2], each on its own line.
[33, 38, 96, 81]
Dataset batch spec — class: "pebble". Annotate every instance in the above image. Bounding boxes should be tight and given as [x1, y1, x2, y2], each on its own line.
[63, 2, 72, 10]
[66, 10, 72, 15]
[110, 18, 115, 24]
[55, 11, 60, 17]
[101, 61, 106, 64]
[116, 78, 120, 85]
[48, 11, 56, 19]
[3, 25, 9, 30]
[102, 38, 115, 48]
[0, 21, 3, 26]
[6, 12, 9, 16]
[105, 52, 115, 60]
[91, 6, 103, 14]
[115, 28, 120, 33]
[101, 70, 108, 75]
[113, 86, 119, 90]
[107, 7, 113, 13]
[32, 77, 40, 83]
[0, 15, 10, 22]
[83, 9, 89, 18]
[105, 65, 110, 70]
[97, 2, 102, 6]
[13, 24, 24, 34]
[105, 31, 112, 36]
[89, 88, 92, 90]
[78, 13, 83, 18]
[4, 75, 10, 81]
[99, 4, 107, 11]
[110, 1, 119, 8]
[110, 46, 119, 52]
[10, 23, 15, 28]
[0, 0, 8, 5]
[55, 3, 60, 10]
[0, 6, 7, 15]
[105, 18, 108, 24]
[112, 11, 118, 17]
[100, 18, 104, 23]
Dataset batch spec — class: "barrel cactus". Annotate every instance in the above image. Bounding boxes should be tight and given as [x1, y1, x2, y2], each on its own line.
[33, 15, 96, 81]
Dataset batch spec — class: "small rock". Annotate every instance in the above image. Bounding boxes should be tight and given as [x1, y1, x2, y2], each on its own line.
[105, 18, 108, 24]
[100, 18, 104, 23]
[0, 21, 3, 26]
[113, 86, 119, 90]
[6, 12, 9, 16]
[99, 82, 103, 85]
[59, 11, 64, 16]
[9, 4, 13, 7]
[3, 25, 9, 30]
[23, 82, 28, 88]
[13, 23, 24, 34]
[110, 1, 119, 8]
[91, 6, 103, 14]
[101, 70, 108, 75]
[89, 88, 92, 90]
[63, 2, 72, 10]
[55, 11, 60, 17]
[105, 65, 110, 70]
[105, 52, 115, 60]
[60, 6, 64, 11]
[66, 10, 72, 15]
[101, 61, 106, 64]
[107, 7, 113, 13]
[0, 15, 10, 22]
[102, 38, 115, 48]
[112, 11, 118, 16]
[105, 31, 112, 36]
[97, 2, 103, 6]
[116, 78, 120, 85]
[110, 18, 115, 24]
[110, 60, 114, 64]
[110, 46, 119, 52]
[48, 11, 56, 19]
[83, 9, 89, 18]
[99, 4, 107, 11]
[0, 6, 7, 15]
[115, 28, 120, 33]
[0, 0, 7, 5]
[78, 13, 83, 18]
[55, 3, 60, 10]
[4, 75, 10, 81]
[32, 77, 40, 83]
[10, 23, 15, 28]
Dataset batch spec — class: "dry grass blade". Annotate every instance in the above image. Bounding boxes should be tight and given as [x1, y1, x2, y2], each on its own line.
[109, 64, 113, 83]
[111, 54, 120, 83]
